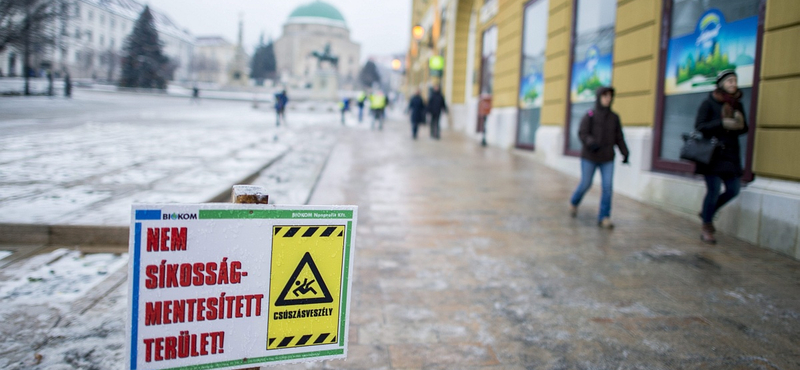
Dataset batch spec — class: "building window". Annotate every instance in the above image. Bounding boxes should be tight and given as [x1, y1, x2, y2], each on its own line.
[75, 28, 81, 39]
[515, 0, 549, 149]
[100, 14, 104, 24]
[110, 18, 115, 28]
[74, 3, 80, 17]
[110, 39, 115, 49]
[100, 35, 104, 46]
[564, 0, 617, 154]
[86, 30, 92, 42]
[88, 10, 93, 21]
[653, 0, 762, 178]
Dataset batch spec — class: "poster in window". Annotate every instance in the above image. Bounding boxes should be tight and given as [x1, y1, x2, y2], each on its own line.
[570, 45, 613, 103]
[519, 59, 545, 109]
[664, 9, 758, 96]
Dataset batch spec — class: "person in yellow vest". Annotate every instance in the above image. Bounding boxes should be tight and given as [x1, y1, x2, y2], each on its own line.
[356, 91, 367, 123]
[369, 91, 388, 130]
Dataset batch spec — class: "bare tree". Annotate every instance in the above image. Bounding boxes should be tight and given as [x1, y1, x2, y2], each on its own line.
[0, 0, 59, 94]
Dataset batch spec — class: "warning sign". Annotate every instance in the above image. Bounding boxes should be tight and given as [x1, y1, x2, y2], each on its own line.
[268, 225, 345, 350]
[127, 204, 357, 370]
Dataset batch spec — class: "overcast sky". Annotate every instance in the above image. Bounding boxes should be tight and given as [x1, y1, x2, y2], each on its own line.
[146, 0, 411, 63]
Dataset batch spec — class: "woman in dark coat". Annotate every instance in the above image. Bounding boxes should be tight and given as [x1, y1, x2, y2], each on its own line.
[695, 69, 749, 244]
[407, 89, 426, 139]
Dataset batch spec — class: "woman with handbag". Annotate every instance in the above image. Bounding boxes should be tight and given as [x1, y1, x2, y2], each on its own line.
[694, 70, 749, 244]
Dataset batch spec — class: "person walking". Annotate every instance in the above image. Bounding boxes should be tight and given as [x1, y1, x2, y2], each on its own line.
[569, 86, 629, 228]
[339, 97, 351, 125]
[64, 73, 72, 98]
[369, 91, 388, 130]
[407, 89, 426, 139]
[427, 85, 448, 139]
[694, 70, 749, 244]
[274, 89, 288, 126]
[191, 86, 200, 104]
[356, 91, 367, 123]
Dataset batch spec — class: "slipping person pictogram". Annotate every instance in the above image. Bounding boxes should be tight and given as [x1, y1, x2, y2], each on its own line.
[274, 252, 333, 306]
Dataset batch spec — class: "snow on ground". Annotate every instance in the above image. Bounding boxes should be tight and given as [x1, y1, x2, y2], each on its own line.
[0, 248, 129, 369]
[0, 92, 342, 226]
[0, 91, 360, 369]
[0, 250, 12, 261]
[0, 249, 127, 304]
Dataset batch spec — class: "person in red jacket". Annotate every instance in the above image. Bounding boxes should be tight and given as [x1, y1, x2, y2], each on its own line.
[569, 86, 629, 228]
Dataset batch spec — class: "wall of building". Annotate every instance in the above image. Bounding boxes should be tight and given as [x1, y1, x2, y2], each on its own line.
[754, 0, 800, 181]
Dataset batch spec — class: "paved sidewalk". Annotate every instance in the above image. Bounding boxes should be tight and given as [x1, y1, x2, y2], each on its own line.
[300, 120, 800, 369]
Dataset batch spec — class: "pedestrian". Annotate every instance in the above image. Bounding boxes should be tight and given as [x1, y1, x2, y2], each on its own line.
[427, 85, 448, 139]
[694, 70, 748, 244]
[369, 91, 387, 130]
[274, 89, 288, 126]
[191, 86, 200, 104]
[339, 97, 351, 125]
[356, 91, 366, 123]
[64, 73, 72, 98]
[407, 88, 426, 139]
[569, 86, 629, 228]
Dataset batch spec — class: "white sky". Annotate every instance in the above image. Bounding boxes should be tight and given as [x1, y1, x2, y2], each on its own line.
[145, 0, 411, 62]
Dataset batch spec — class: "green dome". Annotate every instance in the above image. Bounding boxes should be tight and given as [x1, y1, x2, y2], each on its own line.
[288, 1, 346, 24]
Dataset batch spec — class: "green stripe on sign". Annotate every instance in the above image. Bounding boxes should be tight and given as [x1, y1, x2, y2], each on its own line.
[339, 220, 353, 346]
[162, 349, 344, 370]
[199, 210, 353, 219]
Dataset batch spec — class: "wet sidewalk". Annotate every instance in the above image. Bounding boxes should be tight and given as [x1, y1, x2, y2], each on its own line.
[303, 120, 800, 369]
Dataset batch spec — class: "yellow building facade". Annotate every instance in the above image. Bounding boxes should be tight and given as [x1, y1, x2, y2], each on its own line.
[407, 0, 800, 259]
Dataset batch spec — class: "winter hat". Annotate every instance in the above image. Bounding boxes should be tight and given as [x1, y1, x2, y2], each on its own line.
[716, 69, 737, 87]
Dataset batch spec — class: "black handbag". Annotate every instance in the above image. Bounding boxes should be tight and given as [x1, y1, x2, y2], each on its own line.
[680, 132, 719, 165]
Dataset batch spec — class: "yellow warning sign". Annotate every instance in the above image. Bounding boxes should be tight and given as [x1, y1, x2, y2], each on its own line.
[267, 225, 345, 350]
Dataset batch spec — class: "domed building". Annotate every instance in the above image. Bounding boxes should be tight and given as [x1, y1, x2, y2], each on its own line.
[274, 1, 361, 89]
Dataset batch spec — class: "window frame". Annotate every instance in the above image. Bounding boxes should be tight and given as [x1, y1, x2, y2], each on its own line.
[651, 0, 765, 182]
[562, 0, 617, 156]
[514, 0, 549, 150]
[562, 0, 581, 157]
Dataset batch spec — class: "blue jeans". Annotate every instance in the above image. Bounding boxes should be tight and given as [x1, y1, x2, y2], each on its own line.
[701, 175, 741, 224]
[571, 159, 614, 222]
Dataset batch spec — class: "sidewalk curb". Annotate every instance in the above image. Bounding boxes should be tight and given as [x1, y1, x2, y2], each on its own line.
[0, 149, 292, 248]
[0, 223, 128, 246]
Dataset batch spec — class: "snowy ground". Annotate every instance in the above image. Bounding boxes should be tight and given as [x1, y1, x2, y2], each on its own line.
[0, 91, 352, 226]
[0, 91, 390, 369]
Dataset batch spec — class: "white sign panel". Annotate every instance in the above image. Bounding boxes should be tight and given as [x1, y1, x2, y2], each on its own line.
[127, 204, 358, 370]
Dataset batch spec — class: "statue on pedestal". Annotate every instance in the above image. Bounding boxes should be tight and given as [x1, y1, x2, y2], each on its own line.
[310, 43, 339, 100]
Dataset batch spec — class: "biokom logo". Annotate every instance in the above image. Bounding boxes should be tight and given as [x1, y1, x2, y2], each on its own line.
[133, 210, 198, 221]
[162, 212, 198, 220]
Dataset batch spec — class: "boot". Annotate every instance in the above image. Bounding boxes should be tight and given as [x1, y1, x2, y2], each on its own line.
[701, 223, 716, 244]
[699, 213, 715, 233]
[569, 205, 578, 218]
[599, 217, 614, 229]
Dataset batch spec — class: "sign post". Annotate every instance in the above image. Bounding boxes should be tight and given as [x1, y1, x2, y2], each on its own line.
[127, 200, 357, 370]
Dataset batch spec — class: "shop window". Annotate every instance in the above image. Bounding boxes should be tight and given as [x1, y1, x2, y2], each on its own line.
[654, 0, 762, 178]
[515, 0, 548, 149]
[564, 0, 616, 155]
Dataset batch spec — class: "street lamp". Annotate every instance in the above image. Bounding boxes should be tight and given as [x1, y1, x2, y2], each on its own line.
[391, 59, 402, 71]
[412, 25, 425, 41]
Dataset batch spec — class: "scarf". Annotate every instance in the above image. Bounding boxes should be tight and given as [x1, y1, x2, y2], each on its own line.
[713, 88, 743, 119]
